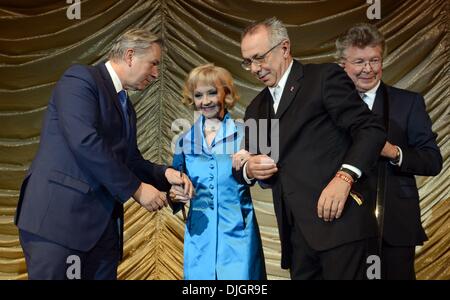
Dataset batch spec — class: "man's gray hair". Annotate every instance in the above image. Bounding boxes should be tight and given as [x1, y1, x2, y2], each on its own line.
[242, 17, 290, 47]
[335, 23, 386, 62]
[108, 28, 163, 61]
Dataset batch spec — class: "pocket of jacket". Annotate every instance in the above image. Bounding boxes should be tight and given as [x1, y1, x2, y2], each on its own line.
[48, 170, 91, 194]
[397, 185, 418, 199]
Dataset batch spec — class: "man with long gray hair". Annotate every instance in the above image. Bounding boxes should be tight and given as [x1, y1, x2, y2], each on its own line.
[15, 28, 194, 279]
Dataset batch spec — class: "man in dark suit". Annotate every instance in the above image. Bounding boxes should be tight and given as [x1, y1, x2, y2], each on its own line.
[233, 17, 386, 280]
[336, 23, 442, 279]
[15, 28, 194, 280]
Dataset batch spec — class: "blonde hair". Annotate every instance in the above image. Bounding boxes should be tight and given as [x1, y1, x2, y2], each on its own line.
[108, 28, 163, 61]
[182, 63, 239, 109]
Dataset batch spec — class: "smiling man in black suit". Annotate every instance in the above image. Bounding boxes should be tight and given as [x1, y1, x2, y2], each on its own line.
[233, 17, 386, 280]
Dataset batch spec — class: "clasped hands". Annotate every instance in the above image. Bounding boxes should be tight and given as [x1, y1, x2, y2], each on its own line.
[162, 148, 352, 222]
[133, 168, 194, 212]
[231, 150, 353, 222]
[232, 151, 278, 180]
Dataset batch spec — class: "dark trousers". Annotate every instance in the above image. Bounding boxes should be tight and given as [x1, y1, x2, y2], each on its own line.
[381, 240, 416, 280]
[19, 218, 120, 280]
[289, 223, 375, 280]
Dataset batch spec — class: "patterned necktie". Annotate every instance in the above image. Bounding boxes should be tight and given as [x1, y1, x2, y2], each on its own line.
[118, 90, 130, 138]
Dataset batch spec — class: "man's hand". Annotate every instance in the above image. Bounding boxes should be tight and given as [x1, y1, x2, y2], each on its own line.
[165, 168, 194, 199]
[246, 154, 278, 180]
[380, 141, 398, 159]
[169, 184, 190, 204]
[317, 174, 352, 222]
[232, 149, 251, 171]
[133, 182, 168, 212]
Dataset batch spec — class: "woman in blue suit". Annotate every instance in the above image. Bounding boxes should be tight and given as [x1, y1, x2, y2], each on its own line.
[170, 64, 266, 280]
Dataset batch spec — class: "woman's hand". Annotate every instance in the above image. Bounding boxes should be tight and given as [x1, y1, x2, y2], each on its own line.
[232, 149, 251, 171]
[169, 184, 191, 204]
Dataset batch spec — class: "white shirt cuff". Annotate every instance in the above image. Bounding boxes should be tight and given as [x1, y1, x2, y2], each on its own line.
[242, 161, 254, 184]
[341, 164, 362, 178]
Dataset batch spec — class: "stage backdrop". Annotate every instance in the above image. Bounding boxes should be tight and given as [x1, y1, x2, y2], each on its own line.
[0, 0, 448, 279]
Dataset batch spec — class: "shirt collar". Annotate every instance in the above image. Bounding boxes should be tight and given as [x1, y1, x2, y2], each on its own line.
[191, 112, 237, 152]
[361, 80, 381, 98]
[269, 60, 294, 96]
[360, 80, 381, 111]
[105, 61, 123, 93]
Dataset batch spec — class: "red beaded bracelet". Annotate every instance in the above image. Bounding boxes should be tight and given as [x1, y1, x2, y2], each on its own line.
[335, 172, 354, 186]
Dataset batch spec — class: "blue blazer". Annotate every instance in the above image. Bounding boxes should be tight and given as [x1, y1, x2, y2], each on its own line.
[15, 63, 170, 251]
[372, 82, 442, 246]
[351, 81, 442, 247]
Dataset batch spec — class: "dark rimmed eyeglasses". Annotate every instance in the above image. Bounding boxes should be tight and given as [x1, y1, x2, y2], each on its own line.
[241, 40, 284, 71]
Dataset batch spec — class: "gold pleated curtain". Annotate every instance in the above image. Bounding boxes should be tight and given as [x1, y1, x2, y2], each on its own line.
[0, 0, 448, 280]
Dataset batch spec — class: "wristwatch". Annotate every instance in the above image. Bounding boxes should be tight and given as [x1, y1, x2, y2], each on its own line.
[391, 147, 401, 165]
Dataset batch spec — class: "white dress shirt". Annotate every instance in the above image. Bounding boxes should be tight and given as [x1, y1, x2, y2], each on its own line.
[105, 61, 124, 93]
[243, 62, 292, 183]
[269, 61, 293, 114]
[359, 80, 380, 110]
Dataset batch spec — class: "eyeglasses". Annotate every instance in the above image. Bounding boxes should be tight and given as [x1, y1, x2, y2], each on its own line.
[346, 57, 382, 70]
[241, 41, 284, 71]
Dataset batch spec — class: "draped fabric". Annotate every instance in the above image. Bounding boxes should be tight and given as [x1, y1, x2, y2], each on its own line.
[0, 0, 448, 280]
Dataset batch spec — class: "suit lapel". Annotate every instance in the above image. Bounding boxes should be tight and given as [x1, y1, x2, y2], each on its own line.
[372, 84, 384, 116]
[373, 81, 390, 251]
[275, 60, 304, 119]
[97, 63, 125, 122]
[127, 96, 136, 140]
[373, 81, 390, 132]
[212, 113, 237, 144]
[97, 62, 133, 140]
